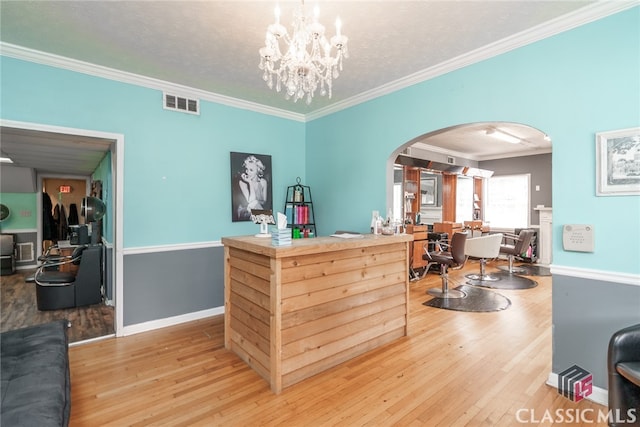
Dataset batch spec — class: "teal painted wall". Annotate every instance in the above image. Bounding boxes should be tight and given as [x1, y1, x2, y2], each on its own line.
[307, 7, 640, 274]
[0, 7, 638, 336]
[0, 193, 37, 230]
[0, 58, 306, 248]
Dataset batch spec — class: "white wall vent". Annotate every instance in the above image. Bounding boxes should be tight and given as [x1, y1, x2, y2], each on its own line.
[447, 156, 456, 165]
[163, 93, 199, 115]
[16, 242, 34, 262]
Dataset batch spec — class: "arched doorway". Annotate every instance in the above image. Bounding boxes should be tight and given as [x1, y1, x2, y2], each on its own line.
[386, 121, 552, 272]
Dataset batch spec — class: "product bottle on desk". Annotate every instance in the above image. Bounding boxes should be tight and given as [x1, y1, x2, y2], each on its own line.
[370, 210, 379, 233]
[374, 215, 383, 235]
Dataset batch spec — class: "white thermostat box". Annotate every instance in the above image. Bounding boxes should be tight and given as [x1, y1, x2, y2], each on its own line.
[562, 224, 595, 252]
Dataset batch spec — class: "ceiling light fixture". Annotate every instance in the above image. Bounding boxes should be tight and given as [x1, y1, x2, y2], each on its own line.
[259, 1, 349, 105]
[486, 128, 522, 144]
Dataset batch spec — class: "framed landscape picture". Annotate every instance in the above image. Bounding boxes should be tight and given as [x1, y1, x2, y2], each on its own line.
[596, 127, 640, 196]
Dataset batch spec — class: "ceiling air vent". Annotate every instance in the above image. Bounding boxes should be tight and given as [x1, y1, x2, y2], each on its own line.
[164, 93, 199, 115]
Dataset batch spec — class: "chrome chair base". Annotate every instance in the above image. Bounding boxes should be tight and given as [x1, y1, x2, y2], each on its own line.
[465, 273, 500, 282]
[427, 288, 466, 299]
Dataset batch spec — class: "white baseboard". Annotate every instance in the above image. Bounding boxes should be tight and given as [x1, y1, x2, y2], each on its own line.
[547, 372, 608, 406]
[70, 333, 115, 347]
[119, 306, 225, 337]
[551, 265, 640, 287]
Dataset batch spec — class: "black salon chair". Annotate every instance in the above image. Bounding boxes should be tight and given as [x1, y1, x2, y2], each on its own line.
[608, 323, 640, 427]
[0, 234, 17, 275]
[498, 229, 535, 274]
[27, 245, 102, 310]
[423, 232, 468, 299]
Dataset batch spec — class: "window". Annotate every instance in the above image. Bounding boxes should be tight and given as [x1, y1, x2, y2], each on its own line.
[485, 174, 530, 229]
[455, 176, 474, 223]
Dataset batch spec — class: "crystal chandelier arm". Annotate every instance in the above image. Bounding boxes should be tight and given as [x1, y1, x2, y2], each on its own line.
[259, 1, 348, 104]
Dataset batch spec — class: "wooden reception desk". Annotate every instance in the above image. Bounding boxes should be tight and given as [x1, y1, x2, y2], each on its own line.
[221, 233, 413, 393]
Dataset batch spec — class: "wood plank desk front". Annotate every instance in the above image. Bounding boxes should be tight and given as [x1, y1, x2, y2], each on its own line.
[221, 233, 413, 393]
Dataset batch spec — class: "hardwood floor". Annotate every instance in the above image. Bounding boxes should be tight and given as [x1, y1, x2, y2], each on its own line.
[68, 260, 608, 426]
[0, 269, 114, 343]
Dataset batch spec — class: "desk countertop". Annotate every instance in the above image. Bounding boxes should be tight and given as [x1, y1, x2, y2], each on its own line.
[221, 233, 413, 258]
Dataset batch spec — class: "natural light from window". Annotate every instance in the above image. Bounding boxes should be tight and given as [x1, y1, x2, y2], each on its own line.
[456, 176, 474, 223]
[485, 174, 530, 229]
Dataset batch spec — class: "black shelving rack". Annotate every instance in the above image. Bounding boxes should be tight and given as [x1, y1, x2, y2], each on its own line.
[283, 177, 316, 237]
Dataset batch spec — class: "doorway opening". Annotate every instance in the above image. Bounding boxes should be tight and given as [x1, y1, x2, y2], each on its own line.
[0, 119, 124, 342]
[386, 121, 553, 275]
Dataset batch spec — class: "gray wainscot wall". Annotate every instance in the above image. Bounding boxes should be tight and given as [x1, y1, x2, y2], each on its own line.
[551, 272, 640, 390]
[122, 245, 225, 327]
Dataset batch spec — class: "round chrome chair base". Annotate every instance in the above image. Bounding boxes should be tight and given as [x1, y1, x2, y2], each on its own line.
[465, 274, 500, 282]
[496, 265, 528, 274]
[427, 288, 466, 299]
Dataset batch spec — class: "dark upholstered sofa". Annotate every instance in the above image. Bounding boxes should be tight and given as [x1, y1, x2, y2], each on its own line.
[608, 323, 640, 427]
[1, 320, 71, 427]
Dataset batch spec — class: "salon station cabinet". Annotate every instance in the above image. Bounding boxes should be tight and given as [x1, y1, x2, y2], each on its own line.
[406, 224, 429, 273]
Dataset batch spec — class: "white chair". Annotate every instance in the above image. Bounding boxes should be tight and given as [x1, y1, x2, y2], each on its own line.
[464, 233, 503, 282]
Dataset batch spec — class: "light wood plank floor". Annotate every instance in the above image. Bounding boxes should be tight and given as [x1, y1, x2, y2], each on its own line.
[68, 261, 608, 426]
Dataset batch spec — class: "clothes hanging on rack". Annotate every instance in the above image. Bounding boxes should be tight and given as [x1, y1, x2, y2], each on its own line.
[42, 193, 56, 241]
[68, 203, 79, 225]
[55, 204, 68, 241]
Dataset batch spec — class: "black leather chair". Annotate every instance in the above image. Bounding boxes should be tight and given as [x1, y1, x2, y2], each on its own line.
[0, 234, 17, 275]
[608, 323, 640, 427]
[498, 229, 535, 274]
[423, 232, 468, 298]
[27, 245, 103, 310]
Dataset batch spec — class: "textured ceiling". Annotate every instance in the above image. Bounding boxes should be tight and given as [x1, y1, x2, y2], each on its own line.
[1, 0, 605, 115]
[1, 1, 632, 173]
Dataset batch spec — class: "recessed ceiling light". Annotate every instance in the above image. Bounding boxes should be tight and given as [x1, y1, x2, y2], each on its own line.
[486, 128, 521, 144]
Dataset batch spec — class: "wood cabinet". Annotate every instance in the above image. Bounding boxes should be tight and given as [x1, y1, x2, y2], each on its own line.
[433, 222, 464, 241]
[406, 224, 429, 270]
[473, 177, 483, 220]
[403, 167, 420, 223]
[441, 174, 457, 222]
[222, 233, 413, 393]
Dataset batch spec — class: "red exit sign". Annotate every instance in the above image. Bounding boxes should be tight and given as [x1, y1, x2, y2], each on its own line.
[59, 185, 72, 193]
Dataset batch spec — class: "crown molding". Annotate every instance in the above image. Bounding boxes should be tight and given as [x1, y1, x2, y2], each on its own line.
[412, 141, 552, 162]
[306, 1, 639, 121]
[1, 1, 636, 123]
[0, 42, 306, 123]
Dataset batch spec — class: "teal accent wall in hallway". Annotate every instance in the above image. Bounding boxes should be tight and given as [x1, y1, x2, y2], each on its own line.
[0, 193, 37, 230]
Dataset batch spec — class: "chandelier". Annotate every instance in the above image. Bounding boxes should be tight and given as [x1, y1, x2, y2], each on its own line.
[258, 1, 349, 105]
